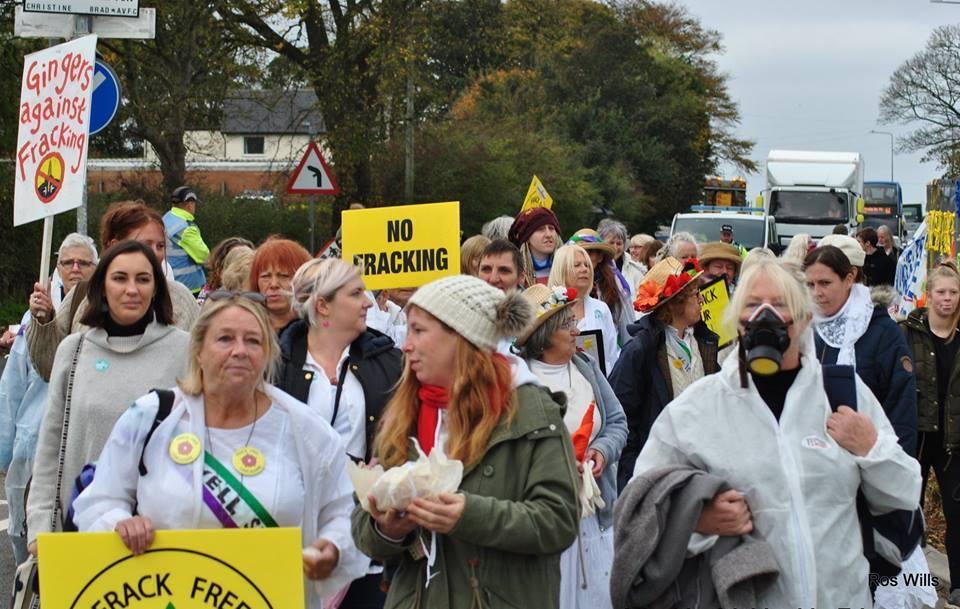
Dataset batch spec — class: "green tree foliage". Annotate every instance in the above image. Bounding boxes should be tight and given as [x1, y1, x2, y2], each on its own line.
[880, 24, 960, 176]
[99, 0, 256, 195]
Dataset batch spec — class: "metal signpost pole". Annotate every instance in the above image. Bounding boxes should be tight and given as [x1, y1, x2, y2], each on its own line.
[307, 121, 317, 254]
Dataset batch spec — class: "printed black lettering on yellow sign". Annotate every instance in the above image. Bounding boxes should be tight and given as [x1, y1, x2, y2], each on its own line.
[75, 549, 271, 609]
[341, 202, 461, 290]
[38, 529, 304, 608]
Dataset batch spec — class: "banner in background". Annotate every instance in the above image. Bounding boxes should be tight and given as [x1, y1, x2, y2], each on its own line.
[700, 277, 734, 347]
[341, 201, 461, 290]
[520, 175, 553, 211]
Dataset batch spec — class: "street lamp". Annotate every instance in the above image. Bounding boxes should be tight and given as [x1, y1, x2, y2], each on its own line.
[870, 130, 894, 181]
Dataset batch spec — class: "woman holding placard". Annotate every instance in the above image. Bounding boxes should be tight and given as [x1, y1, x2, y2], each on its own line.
[352, 275, 579, 609]
[73, 292, 367, 608]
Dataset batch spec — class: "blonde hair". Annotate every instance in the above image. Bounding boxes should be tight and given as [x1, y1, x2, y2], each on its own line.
[376, 307, 515, 468]
[460, 235, 492, 276]
[927, 262, 960, 339]
[220, 246, 254, 291]
[724, 258, 812, 340]
[179, 298, 279, 395]
[547, 244, 592, 294]
[291, 258, 362, 328]
[781, 234, 812, 265]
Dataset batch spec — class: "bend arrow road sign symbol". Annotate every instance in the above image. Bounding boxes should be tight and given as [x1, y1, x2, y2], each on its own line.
[287, 141, 340, 195]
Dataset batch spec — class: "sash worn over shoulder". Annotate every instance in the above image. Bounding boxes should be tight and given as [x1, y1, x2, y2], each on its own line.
[201, 451, 278, 528]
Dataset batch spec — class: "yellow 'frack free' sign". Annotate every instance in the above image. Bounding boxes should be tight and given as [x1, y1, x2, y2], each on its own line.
[341, 201, 461, 290]
[700, 277, 734, 348]
[38, 528, 304, 609]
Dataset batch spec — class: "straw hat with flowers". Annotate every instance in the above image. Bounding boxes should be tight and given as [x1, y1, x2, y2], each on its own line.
[566, 228, 617, 258]
[633, 257, 703, 313]
[515, 284, 579, 346]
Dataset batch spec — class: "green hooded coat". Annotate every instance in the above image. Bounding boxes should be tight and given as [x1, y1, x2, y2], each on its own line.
[351, 383, 580, 609]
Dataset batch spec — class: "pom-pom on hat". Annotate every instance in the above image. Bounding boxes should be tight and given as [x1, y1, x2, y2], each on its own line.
[818, 234, 865, 267]
[408, 275, 533, 351]
[508, 207, 561, 248]
[515, 284, 578, 347]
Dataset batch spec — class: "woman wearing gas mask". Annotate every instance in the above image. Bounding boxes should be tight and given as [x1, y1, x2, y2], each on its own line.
[608, 257, 719, 492]
[803, 244, 917, 456]
[620, 258, 920, 609]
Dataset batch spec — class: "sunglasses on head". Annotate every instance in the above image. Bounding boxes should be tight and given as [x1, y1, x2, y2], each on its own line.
[206, 290, 266, 305]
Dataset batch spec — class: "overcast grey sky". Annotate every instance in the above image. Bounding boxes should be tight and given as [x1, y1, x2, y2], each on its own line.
[677, 0, 954, 205]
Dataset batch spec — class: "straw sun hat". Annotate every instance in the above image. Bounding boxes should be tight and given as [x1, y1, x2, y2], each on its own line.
[566, 228, 617, 258]
[633, 256, 703, 313]
[515, 284, 579, 347]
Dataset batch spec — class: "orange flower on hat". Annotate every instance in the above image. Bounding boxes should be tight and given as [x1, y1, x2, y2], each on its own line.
[634, 279, 661, 312]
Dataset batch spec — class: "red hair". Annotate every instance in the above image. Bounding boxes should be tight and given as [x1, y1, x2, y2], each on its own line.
[249, 236, 311, 288]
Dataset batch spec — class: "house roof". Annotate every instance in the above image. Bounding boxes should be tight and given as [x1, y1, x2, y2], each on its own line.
[221, 90, 325, 135]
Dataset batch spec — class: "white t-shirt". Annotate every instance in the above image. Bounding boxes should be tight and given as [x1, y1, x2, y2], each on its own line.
[579, 297, 621, 376]
[202, 407, 305, 527]
[529, 359, 600, 445]
[303, 350, 366, 460]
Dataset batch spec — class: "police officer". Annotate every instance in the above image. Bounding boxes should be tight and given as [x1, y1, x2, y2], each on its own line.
[163, 186, 210, 295]
[719, 224, 747, 258]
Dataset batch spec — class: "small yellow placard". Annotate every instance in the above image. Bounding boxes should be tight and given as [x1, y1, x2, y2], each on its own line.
[520, 175, 553, 211]
[341, 201, 461, 290]
[700, 277, 734, 348]
[38, 528, 304, 609]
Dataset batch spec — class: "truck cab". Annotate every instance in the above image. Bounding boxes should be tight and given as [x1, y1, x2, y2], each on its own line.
[759, 150, 865, 245]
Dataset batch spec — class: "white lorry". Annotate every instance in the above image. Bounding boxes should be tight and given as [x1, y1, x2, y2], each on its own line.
[759, 150, 865, 245]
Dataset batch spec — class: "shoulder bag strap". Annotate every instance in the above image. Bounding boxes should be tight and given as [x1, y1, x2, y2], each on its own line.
[51, 336, 84, 531]
[138, 389, 176, 476]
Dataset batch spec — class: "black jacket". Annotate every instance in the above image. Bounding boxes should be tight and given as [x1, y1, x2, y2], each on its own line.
[902, 308, 960, 452]
[276, 320, 403, 462]
[815, 305, 918, 456]
[863, 249, 896, 287]
[610, 315, 719, 492]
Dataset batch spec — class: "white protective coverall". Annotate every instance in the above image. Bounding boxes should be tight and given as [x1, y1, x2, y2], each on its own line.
[632, 329, 921, 608]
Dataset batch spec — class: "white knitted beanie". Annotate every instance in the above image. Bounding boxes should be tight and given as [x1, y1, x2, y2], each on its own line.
[408, 275, 533, 350]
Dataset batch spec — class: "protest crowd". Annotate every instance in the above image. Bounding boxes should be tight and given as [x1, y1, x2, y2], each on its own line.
[1, 188, 953, 609]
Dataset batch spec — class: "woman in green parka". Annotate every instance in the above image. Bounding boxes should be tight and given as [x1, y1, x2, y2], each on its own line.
[351, 275, 580, 609]
[902, 261, 960, 604]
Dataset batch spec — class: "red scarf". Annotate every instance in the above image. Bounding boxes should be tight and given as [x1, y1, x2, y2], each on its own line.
[417, 384, 450, 456]
[416, 354, 511, 456]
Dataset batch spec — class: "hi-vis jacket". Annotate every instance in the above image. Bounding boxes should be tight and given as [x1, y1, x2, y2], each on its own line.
[631, 329, 921, 609]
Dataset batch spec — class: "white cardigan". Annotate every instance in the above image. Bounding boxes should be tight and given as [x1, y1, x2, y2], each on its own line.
[74, 384, 368, 608]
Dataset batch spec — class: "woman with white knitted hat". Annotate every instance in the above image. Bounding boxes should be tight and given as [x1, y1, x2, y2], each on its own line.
[351, 274, 580, 609]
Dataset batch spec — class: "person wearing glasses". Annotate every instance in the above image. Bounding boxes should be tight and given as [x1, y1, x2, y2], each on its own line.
[515, 284, 627, 609]
[26, 200, 201, 381]
[275, 257, 403, 606]
[249, 237, 312, 337]
[0, 233, 97, 565]
[26, 240, 191, 559]
[73, 292, 367, 608]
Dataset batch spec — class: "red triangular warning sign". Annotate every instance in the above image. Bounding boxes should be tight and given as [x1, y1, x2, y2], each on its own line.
[287, 142, 340, 195]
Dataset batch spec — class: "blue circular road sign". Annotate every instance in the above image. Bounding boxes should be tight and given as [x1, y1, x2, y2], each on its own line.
[90, 59, 121, 136]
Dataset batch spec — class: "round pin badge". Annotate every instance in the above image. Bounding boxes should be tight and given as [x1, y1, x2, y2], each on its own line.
[169, 433, 202, 465]
[233, 446, 265, 476]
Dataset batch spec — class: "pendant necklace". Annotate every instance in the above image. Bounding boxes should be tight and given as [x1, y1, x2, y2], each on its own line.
[206, 398, 265, 483]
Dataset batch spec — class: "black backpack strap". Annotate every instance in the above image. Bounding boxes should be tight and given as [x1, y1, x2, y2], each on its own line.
[138, 389, 176, 476]
[330, 362, 351, 427]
